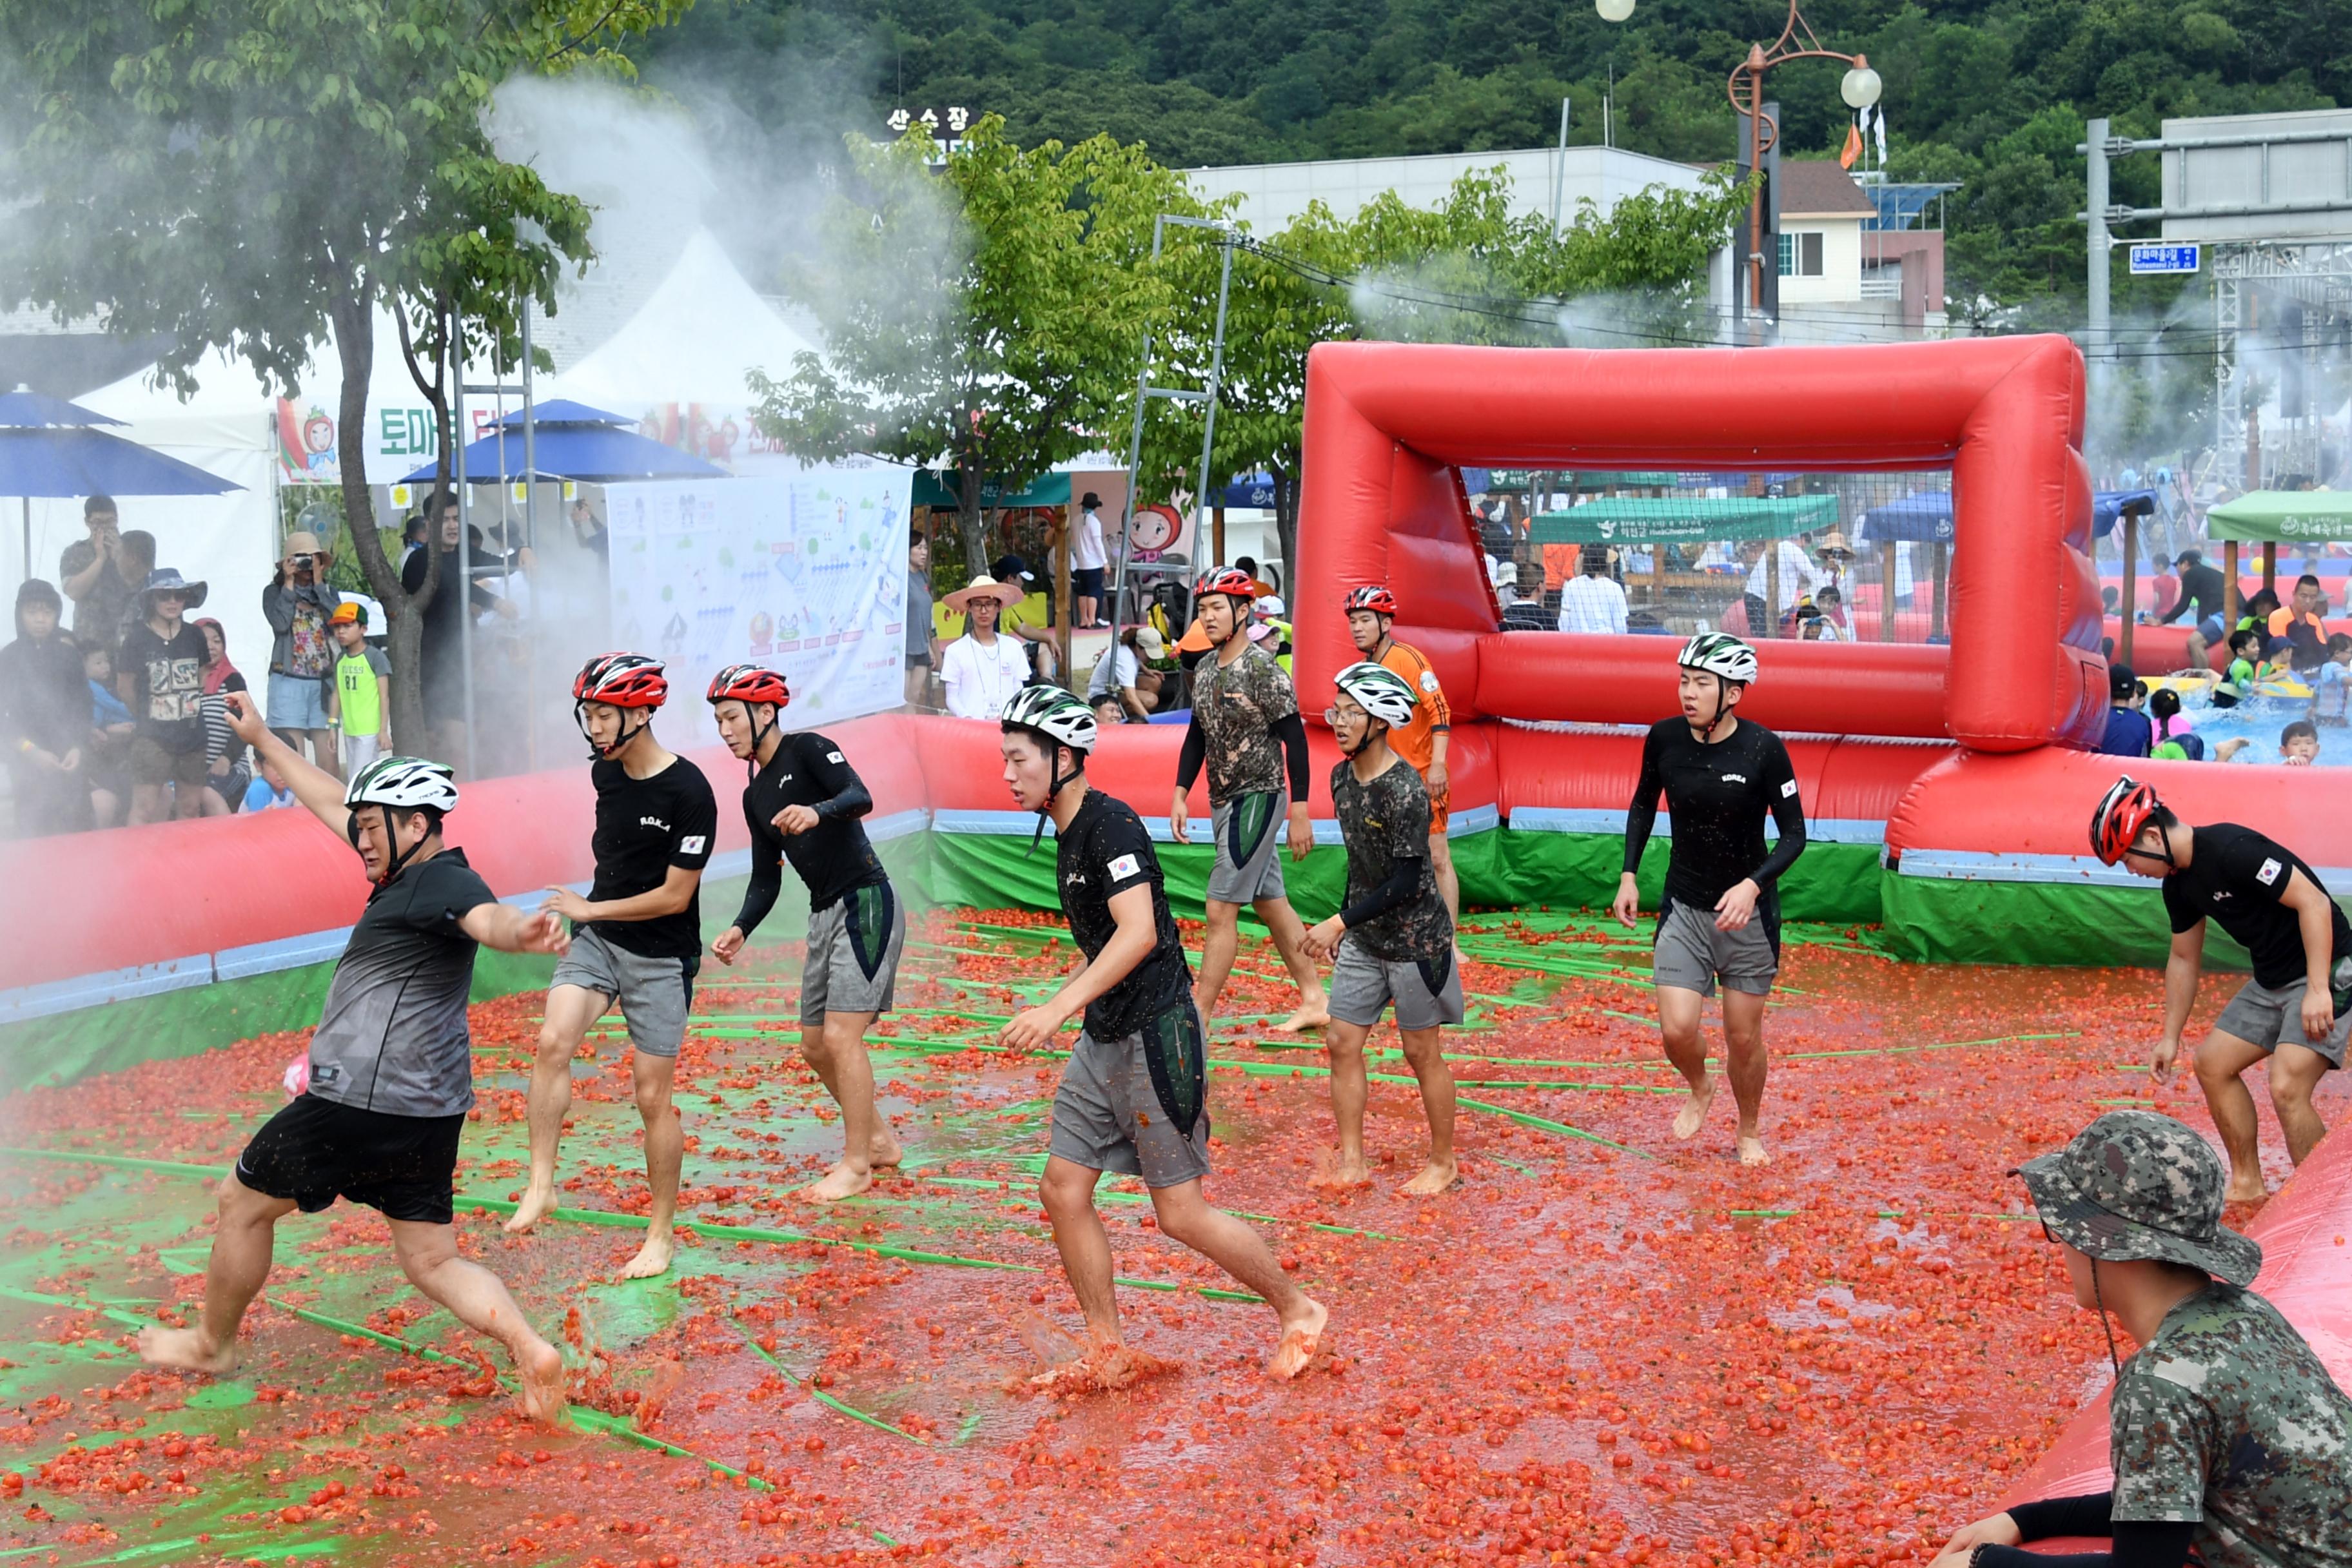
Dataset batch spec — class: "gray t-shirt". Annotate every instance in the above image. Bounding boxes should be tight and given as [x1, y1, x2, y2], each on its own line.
[905, 567, 932, 658]
[307, 847, 495, 1117]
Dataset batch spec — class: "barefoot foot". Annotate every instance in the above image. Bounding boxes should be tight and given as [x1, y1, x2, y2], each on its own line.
[504, 1182, 557, 1235]
[1269, 1007, 1329, 1035]
[802, 1161, 874, 1203]
[514, 1337, 568, 1426]
[1401, 1157, 1460, 1196]
[2224, 1173, 2268, 1203]
[1736, 1134, 1772, 1168]
[1267, 1296, 1330, 1380]
[1311, 1152, 1373, 1190]
[868, 1129, 904, 1170]
[137, 1325, 240, 1377]
[1671, 1075, 1717, 1141]
[620, 1230, 674, 1280]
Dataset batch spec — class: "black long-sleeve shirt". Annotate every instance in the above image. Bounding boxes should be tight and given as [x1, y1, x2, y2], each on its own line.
[1974, 1492, 2196, 1568]
[1177, 710, 1310, 800]
[0, 628, 90, 755]
[2157, 562, 2227, 627]
[731, 730, 887, 934]
[1622, 716, 1806, 908]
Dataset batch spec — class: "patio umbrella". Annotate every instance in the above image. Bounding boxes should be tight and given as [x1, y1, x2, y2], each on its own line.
[2, 386, 246, 581]
[397, 402, 729, 485]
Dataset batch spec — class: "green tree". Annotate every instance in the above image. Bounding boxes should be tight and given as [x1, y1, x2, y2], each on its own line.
[1140, 166, 1748, 577]
[0, 0, 687, 758]
[750, 117, 1199, 576]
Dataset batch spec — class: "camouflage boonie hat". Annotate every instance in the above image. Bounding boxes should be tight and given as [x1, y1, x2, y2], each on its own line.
[2017, 1111, 2262, 1286]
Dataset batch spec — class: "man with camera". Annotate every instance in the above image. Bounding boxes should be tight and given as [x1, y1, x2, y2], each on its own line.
[59, 495, 137, 652]
[262, 531, 342, 776]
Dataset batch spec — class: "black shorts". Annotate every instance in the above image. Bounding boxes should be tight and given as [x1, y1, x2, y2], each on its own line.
[235, 1095, 466, 1225]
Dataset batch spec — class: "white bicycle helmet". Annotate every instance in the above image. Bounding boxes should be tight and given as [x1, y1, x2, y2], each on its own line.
[1676, 632, 1758, 686]
[1000, 684, 1098, 755]
[1333, 662, 1419, 728]
[346, 755, 459, 815]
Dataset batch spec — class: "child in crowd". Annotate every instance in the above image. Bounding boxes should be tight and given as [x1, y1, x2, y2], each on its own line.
[242, 756, 296, 810]
[84, 643, 133, 827]
[2279, 718, 2323, 767]
[2311, 632, 2351, 726]
[2095, 665, 2153, 758]
[2147, 688, 2204, 761]
[326, 602, 391, 772]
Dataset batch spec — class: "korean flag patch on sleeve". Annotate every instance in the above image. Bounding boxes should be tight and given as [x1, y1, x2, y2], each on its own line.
[1780, 779, 1799, 799]
[1418, 669, 1440, 693]
[2257, 857, 2283, 886]
[1107, 852, 1141, 883]
[680, 836, 709, 855]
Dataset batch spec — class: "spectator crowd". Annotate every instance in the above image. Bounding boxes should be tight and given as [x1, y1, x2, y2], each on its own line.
[1, 487, 567, 839]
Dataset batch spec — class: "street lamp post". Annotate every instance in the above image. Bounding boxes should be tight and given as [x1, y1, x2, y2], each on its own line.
[1598, 0, 1880, 344]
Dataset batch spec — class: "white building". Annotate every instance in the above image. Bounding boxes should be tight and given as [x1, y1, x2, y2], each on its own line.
[1184, 143, 1716, 235]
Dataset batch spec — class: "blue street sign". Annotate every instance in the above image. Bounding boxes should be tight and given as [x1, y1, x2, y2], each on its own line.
[2128, 242, 2200, 275]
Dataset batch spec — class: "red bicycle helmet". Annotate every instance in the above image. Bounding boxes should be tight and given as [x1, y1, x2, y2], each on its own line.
[573, 652, 669, 709]
[706, 663, 791, 710]
[1344, 583, 1398, 616]
[2090, 776, 2164, 866]
[1195, 567, 1258, 602]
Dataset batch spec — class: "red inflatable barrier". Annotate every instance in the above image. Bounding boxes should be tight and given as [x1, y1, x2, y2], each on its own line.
[1992, 1130, 2352, 1551]
[1474, 633, 1950, 739]
[1492, 726, 1950, 824]
[1886, 747, 2352, 868]
[1293, 335, 2102, 751]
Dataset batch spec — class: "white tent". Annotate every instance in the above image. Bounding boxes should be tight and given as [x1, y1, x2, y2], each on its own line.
[545, 231, 821, 474]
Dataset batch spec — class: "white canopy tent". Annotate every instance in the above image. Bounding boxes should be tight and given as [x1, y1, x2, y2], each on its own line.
[544, 230, 820, 474]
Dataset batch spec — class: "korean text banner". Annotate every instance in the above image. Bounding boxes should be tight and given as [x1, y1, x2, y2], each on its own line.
[603, 464, 914, 746]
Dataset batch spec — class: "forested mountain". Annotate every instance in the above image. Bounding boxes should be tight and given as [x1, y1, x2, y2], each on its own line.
[643, 1, 2351, 319]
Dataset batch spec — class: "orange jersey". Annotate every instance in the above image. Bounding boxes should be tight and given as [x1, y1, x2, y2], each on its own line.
[1375, 639, 1450, 774]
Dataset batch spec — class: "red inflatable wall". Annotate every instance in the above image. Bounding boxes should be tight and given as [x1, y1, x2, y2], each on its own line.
[1294, 336, 2102, 750]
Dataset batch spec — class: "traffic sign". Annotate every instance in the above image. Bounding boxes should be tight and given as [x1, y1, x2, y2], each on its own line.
[2128, 242, 2200, 275]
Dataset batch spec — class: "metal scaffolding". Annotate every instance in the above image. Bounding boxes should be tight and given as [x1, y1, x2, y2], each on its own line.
[2210, 239, 2352, 487]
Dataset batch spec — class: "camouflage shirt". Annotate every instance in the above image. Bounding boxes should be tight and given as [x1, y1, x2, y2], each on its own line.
[2108, 1281, 2352, 1567]
[1192, 643, 1297, 803]
[1331, 757, 1452, 962]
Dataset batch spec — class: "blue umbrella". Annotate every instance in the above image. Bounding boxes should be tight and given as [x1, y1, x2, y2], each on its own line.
[1221, 472, 1277, 509]
[398, 424, 728, 485]
[494, 398, 635, 427]
[3, 384, 245, 583]
[2092, 489, 2159, 536]
[1856, 490, 1954, 544]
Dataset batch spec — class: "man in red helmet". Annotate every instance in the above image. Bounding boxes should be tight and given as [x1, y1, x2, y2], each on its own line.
[2092, 776, 2351, 1198]
[1345, 584, 1458, 920]
[706, 665, 906, 1202]
[1173, 567, 1328, 1035]
[508, 653, 718, 1279]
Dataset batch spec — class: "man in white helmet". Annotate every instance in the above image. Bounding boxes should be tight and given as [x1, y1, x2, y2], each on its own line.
[1302, 662, 1462, 1194]
[998, 685, 1328, 1386]
[138, 694, 571, 1425]
[1611, 634, 1807, 1166]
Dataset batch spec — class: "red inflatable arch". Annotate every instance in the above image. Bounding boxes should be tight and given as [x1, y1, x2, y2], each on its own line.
[1294, 335, 2105, 752]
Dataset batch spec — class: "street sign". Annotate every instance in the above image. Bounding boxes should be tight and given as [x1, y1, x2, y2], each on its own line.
[2128, 242, 2200, 275]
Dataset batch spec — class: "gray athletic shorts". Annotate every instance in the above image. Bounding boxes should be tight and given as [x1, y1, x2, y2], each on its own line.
[549, 925, 698, 1059]
[1328, 939, 1464, 1031]
[800, 879, 906, 1026]
[1206, 790, 1288, 905]
[1048, 1002, 1213, 1189]
[2214, 963, 2352, 1068]
[1652, 898, 1779, 998]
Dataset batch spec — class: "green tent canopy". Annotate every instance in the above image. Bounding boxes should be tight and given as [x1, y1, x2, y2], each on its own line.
[910, 469, 1074, 509]
[1529, 493, 1839, 545]
[2204, 490, 2352, 543]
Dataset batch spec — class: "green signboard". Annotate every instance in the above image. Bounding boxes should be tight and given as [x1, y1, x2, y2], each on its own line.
[1529, 493, 1840, 545]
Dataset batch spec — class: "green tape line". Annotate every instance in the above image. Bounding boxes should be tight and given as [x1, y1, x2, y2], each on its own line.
[1444, 1079, 1681, 1095]
[0, 1282, 152, 1331]
[730, 1315, 934, 1449]
[1452, 1097, 1647, 1155]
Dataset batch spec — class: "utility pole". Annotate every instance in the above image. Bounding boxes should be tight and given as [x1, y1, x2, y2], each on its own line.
[1549, 99, 1571, 237]
[2084, 117, 2112, 407]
